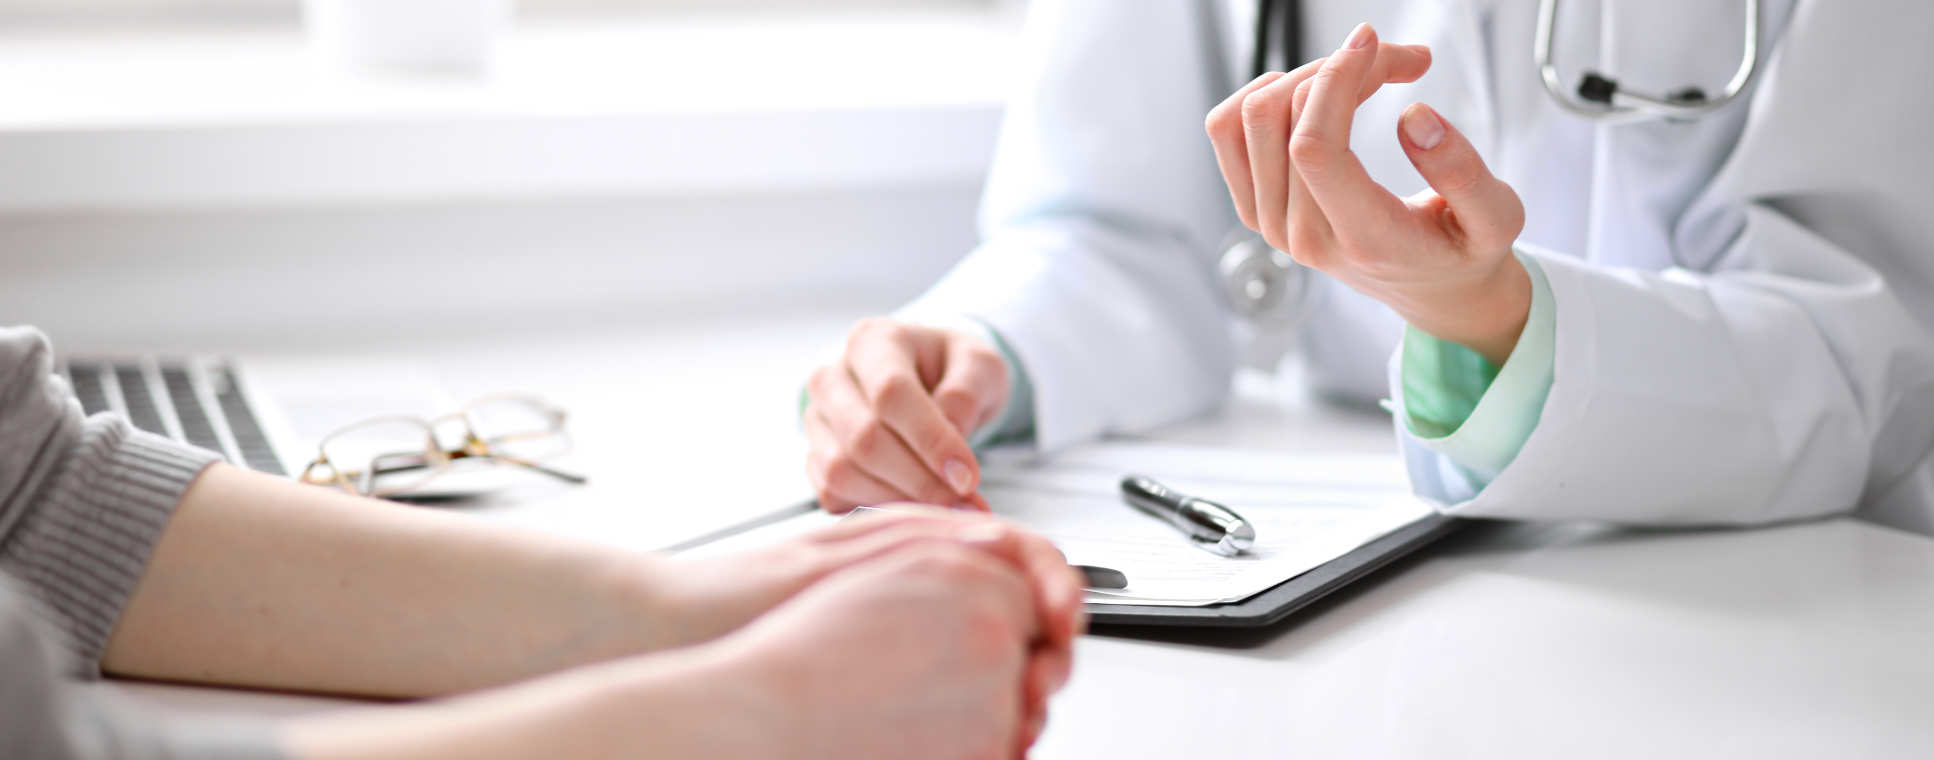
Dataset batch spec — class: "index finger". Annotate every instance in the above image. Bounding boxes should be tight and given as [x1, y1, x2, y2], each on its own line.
[1290, 23, 1405, 229]
[847, 331, 982, 498]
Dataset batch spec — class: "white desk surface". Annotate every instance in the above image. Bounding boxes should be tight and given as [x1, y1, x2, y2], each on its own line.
[104, 314, 1934, 758]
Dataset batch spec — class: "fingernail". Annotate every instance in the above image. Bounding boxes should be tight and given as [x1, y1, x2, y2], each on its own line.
[1402, 105, 1445, 150]
[944, 459, 974, 494]
[1344, 22, 1372, 50]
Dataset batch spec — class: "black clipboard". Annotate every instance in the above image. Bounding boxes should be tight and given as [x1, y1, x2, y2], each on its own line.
[1085, 512, 1463, 628]
[664, 501, 1464, 630]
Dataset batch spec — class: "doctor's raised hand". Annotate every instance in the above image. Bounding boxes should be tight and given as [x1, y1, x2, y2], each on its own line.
[1207, 23, 1530, 365]
[803, 318, 1009, 513]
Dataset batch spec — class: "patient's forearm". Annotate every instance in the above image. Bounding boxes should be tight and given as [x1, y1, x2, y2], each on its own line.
[281, 644, 772, 760]
[101, 464, 674, 697]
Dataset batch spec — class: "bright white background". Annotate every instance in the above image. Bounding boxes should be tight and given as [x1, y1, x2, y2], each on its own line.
[0, 0, 1022, 352]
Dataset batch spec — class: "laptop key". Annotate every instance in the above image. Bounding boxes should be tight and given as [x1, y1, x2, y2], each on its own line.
[68, 361, 112, 416]
[215, 366, 288, 476]
[115, 365, 169, 436]
[163, 366, 227, 459]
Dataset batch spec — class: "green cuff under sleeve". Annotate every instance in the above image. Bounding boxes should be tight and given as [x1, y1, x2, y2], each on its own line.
[1397, 251, 1556, 479]
[967, 319, 1036, 449]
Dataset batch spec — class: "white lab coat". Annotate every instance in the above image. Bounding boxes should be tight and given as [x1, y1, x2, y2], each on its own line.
[902, 0, 1934, 535]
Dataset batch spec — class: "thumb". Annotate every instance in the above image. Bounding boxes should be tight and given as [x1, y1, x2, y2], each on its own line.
[1397, 103, 1525, 248]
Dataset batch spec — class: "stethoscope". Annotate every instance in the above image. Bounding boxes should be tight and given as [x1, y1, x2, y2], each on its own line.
[1537, 0, 1762, 123]
[1222, 0, 1763, 321]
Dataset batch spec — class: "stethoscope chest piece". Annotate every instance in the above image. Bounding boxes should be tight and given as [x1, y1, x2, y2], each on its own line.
[1219, 233, 1303, 325]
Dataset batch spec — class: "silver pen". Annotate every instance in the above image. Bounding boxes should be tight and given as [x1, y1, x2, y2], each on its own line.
[1119, 475, 1256, 557]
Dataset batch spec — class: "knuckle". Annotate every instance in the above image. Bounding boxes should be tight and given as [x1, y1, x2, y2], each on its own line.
[1293, 76, 1317, 105]
[960, 600, 1020, 652]
[1286, 226, 1329, 261]
[932, 386, 981, 421]
[844, 417, 890, 459]
[1204, 103, 1236, 138]
[819, 456, 862, 492]
[845, 316, 905, 348]
[873, 372, 923, 409]
[1237, 88, 1285, 123]
[966, 346, 1009, 380]
[1439, 165, 1486, 195]
[844, 316, 882, 341]
[1502, 195, 1527, 234]
[1286, 134, 1333, 174]
[805, 365, 836, 399]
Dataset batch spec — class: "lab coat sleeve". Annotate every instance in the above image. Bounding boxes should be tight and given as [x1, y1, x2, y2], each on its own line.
[899, 0, 1246, 452]
[1395, 3, 1934, 528]
[1395, 250, 1555, 482]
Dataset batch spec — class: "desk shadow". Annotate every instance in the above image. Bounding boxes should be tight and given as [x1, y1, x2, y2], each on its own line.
[1085, 519, 1525, 651]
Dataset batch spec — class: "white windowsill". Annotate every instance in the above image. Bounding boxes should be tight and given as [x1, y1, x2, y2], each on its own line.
[0, 11, 1021, 212]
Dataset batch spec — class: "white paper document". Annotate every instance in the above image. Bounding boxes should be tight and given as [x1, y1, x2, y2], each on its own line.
[683, 442, 1431, 608]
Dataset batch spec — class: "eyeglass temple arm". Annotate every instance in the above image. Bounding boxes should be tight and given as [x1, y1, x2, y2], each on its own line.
[362, 451, 588, 486]
[490, 456, 589, 485]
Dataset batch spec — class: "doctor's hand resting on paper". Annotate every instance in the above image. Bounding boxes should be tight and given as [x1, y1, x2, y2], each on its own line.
[805, 0, 1934, 534]
[803, 318, 1009, 513]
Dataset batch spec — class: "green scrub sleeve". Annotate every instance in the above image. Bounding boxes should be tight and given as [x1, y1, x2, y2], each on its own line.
[1393, 250, 1557, 481]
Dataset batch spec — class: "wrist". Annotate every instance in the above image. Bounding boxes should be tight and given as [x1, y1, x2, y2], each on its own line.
[1387, 253, 1531, 366]
[561, 550, 687, 657]
[604, 641, 783, 760]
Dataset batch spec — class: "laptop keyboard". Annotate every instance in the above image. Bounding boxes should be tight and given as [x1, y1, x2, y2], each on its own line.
[58, 358, 288, 476]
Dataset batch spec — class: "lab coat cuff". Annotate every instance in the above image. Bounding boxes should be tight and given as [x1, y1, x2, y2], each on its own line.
[1394, 249, 1556, 482]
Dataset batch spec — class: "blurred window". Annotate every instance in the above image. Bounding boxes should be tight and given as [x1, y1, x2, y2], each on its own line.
[0, 0, 992, 23]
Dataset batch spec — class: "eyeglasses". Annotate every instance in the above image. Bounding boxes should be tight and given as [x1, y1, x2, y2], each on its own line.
[299, 393, 587, 498]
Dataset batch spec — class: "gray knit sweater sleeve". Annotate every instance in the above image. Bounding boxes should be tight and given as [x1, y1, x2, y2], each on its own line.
[0, 327, 280, 759]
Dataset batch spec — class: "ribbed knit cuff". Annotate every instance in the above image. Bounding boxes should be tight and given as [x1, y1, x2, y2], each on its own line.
[2, 421, 219, 674]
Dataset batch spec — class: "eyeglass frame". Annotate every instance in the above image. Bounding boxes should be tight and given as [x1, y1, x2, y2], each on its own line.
[299, 393, 587, 498]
